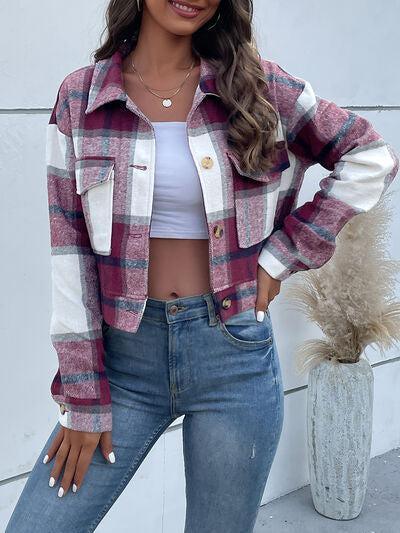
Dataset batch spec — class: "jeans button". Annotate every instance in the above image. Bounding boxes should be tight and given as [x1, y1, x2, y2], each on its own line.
[169, 304, 179, 315]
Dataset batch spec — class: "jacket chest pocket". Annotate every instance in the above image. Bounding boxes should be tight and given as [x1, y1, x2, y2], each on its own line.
[75, 157, 115, 256]
[227, 142, 290, 248]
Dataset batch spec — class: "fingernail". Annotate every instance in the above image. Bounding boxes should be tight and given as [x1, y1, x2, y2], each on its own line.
[108, 451, 116, 463]
[49, 477, 55, 487]
[43, 454, 49, 464]
[72, 483, 78, 493]
[58, 487, 64, 498]
[256, 310, 265, 322]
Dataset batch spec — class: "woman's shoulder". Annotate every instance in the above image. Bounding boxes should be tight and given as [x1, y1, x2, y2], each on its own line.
[259, 56, 307, 110]
[50, 63, 97, 133]
[57, 63, 96, 97]
[259, 57, 306, 88]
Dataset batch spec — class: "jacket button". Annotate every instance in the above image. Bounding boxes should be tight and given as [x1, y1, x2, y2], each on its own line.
[213, 224, 223, 238]
[59, 403, 67, 414]
[201, 156, 214, 169]
[222, 297, 231, 309]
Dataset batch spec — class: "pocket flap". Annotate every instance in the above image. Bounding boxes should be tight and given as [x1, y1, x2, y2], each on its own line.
[75, 157, 115, 195]
[226, 141, 290, 182]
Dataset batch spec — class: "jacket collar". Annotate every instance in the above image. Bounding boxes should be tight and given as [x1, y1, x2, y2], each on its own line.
[85, 40, 220, 115]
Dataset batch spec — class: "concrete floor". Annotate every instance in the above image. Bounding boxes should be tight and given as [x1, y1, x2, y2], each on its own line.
[255, 446, 400, 533]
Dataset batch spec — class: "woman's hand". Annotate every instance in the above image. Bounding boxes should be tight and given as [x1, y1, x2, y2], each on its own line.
[255, 265, 281, 321]
[43, 426, 115, 497]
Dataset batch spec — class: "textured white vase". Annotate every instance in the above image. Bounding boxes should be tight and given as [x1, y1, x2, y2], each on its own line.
[307, 357, 374, 519]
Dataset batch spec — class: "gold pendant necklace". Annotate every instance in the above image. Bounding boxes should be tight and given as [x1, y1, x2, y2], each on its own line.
[131, 57, 196, 108]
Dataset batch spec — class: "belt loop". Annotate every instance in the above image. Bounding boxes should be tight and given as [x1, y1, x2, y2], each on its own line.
[203, 292, 218, 326]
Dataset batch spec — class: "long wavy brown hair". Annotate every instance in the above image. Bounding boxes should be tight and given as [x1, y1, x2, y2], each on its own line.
[92, 0, 279, 175]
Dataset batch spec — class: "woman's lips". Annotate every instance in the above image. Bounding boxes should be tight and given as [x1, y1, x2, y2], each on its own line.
[168, 0, 202, 19]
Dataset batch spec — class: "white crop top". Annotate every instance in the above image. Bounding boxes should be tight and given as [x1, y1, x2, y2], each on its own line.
[149, 121, 209, 239]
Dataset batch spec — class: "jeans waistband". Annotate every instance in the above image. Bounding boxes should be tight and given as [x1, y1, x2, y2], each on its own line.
[143, 292, 219, 326]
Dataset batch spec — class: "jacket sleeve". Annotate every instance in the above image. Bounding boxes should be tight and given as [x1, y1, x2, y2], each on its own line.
[257, 66, 400, 281]
[46, 76, 112, 432]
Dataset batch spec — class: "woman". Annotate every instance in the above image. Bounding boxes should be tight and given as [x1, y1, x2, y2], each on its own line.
[6, 0, 398, 531]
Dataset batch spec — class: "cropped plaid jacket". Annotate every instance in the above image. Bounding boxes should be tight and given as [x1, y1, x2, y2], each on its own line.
[46, 40, 399, 432]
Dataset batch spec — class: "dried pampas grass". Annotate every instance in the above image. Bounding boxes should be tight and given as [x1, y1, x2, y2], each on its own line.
[284, 190, 400, 375]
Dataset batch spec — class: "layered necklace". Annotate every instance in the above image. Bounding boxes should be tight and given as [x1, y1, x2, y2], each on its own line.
[130, 55, 197, 108]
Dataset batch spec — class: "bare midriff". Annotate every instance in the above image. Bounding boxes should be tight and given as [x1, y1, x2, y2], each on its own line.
[148, 238, 212, 299]
[122, 56, 212, 301]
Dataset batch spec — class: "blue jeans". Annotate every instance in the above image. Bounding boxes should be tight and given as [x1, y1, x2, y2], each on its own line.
[6, 292, 284, 533]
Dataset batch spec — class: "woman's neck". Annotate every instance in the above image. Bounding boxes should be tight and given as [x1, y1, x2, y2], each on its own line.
[125, 9, 198, 78]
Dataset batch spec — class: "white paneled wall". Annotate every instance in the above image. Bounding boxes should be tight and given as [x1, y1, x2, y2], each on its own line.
[1, 1, 399, 531]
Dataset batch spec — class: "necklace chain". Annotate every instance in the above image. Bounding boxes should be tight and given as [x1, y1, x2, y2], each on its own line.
[130, 56, 196, 108]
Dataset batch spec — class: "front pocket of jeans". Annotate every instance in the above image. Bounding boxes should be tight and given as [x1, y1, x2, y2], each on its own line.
[75, 158, 115, 256]
[217, 308, 273, 349]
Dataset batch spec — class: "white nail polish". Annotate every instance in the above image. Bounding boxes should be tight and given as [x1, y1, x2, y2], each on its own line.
[43, 454, 49, 464]
[49, 477, 55, 487]
[72, 483, 78, 493]
[256, 310, 265, 322]
[108, 451, 116, 463]
[58, 487, 64, 498]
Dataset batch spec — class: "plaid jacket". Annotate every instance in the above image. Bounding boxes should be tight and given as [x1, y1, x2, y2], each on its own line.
[47, 40, 399, 432]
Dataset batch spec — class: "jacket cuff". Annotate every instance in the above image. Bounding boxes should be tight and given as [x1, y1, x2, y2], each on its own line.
[257, 244, 295, 281]
[57, 401, 112, 433]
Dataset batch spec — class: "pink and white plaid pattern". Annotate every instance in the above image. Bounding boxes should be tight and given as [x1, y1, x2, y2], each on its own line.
[46, 39, 399, 431]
